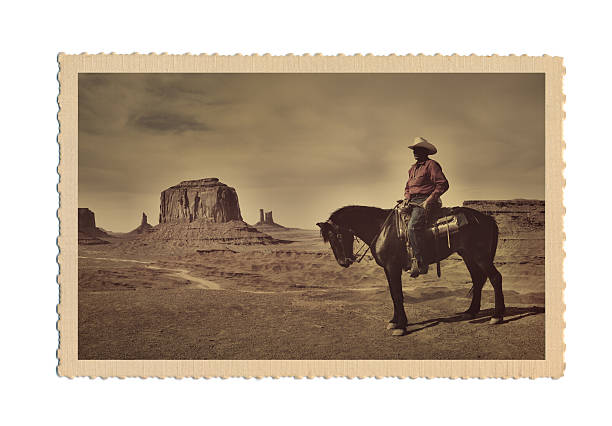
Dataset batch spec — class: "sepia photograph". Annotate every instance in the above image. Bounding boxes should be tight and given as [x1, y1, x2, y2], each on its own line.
[58, 54, 564, 377]
[7, 1, 612, 423]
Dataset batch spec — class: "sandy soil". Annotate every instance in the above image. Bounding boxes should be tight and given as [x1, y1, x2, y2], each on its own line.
[78, 228, 545, 360]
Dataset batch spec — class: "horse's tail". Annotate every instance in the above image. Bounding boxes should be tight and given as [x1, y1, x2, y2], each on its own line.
[488, 215, 499, 263]
[464, 207, 499, 262]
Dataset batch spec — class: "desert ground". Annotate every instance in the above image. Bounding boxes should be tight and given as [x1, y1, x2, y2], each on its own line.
[78, 226, 545, 360]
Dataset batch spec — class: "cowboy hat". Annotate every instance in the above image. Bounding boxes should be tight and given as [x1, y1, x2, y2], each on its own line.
[408, 137, 437, 155]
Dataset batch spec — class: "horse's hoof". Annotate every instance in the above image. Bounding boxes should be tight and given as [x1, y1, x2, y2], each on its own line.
[489, 317, 503, 325]
[391, 328, 406, 336]
[386, 322, 398, 330]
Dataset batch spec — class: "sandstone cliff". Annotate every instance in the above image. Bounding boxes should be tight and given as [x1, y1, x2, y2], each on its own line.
[463, 199, 544, 235]
[159, 178, 242, 224]
[462, 199, 544, 263]
[78, 208, 110, 245]
[78, 208, 96, 230]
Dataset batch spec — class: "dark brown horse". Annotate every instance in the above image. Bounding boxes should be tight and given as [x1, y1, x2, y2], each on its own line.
[317, 205, 504, 336]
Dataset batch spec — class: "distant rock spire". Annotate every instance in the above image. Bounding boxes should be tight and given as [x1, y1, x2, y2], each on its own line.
[264, 211, 274, 225]
[129, 211, 154, 234]
[254, 209, 285, 229]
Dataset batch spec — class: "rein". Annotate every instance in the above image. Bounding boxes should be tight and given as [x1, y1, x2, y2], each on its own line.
[329, 201, 402, 264]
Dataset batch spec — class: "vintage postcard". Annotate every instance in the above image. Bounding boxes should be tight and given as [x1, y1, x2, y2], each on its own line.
[57, 54, 564, 378]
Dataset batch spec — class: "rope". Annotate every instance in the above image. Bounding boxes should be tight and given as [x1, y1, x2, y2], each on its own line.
[352, 236, 369, 260]
[353, 201, 402, 263]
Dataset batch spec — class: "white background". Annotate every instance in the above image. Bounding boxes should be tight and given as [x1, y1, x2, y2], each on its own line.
[0, 1, 608, 424]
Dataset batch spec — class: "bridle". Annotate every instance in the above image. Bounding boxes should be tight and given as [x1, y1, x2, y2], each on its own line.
[324, 201, 401, 265]
[323, 220, 359, 265]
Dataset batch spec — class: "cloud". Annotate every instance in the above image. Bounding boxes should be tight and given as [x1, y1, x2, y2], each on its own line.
[144, 75, 232, 107]
[78, 73, 545, 231]
[128, 112, 211, 133]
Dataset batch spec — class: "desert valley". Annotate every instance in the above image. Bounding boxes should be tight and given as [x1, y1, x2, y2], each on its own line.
[78, 178, 545, 360]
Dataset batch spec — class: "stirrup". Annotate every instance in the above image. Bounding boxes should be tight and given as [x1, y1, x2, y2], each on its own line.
[419, 263, 429, 275]
[409, 258, 420, 277]
[403, 244, 412, 271]
[410, 259, 429, 278]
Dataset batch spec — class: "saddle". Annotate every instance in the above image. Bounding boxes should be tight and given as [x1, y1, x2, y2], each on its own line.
[397, 206, 470, 276]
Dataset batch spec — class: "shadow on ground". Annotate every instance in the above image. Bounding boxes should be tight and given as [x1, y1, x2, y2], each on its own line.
[406, 306, 545, 335]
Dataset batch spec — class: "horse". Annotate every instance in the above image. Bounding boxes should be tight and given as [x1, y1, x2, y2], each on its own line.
[316, 205, 504, 336]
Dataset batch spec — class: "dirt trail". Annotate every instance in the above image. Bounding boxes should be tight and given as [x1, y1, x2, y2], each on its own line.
[79, 256, 221, 290]
[145, 265, 222, 290]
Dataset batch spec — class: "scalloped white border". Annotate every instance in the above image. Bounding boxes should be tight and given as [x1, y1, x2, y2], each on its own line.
[57, 53, 565, 378]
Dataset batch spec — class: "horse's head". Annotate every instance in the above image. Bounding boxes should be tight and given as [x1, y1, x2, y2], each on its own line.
[317, 220, 355, 268]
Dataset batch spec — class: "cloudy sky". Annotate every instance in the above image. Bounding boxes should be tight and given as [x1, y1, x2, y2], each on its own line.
[79, 73, 544, 231]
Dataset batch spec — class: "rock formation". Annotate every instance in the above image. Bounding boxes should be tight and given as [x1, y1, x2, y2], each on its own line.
[265, 211, 274, 224]
[128, 212, 155, 235]
[142, 219, 286, 246]
[462, 199, 544, 262]
[159, 178, 242, 224]
[78, 208, 110, 245]
[78, 208, 96, 231]
[463, 199, 544, 234]
[254, 209, 286, 229]
[133, 178, 289, 247]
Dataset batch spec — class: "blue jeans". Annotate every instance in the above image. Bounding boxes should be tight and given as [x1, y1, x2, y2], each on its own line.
[406, 195, 429, 264]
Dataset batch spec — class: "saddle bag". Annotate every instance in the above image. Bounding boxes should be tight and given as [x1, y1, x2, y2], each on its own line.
[427, 211, 470, 249]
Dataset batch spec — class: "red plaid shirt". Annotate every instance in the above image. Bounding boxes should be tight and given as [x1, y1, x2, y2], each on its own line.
[404, 159, 449, 199]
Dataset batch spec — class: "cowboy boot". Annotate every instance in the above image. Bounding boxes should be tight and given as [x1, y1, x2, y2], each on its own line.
[418, 261, 429, 275]
[410, 258, 430, 278]
[403, 243, 412, 271]
[410, 258, 420, 278]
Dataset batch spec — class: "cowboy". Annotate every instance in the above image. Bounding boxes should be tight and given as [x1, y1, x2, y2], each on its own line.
[400, 137, 449, 277]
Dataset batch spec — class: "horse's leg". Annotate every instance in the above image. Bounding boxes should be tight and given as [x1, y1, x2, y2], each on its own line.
[487, 263, 505, 323]
[384, 265, 407, 335]
[462, 256, 487, 318]
[474, 258, 505, 324]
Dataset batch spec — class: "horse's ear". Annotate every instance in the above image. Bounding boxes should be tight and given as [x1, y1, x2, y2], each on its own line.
[316, 222, 325, 228]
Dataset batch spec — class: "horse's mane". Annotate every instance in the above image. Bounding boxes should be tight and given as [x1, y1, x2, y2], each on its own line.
[329, 205, 390, 225]
[319, 205, 392, 242]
